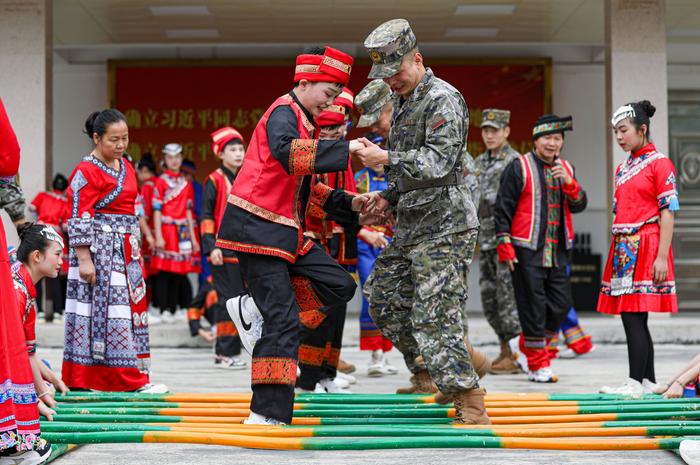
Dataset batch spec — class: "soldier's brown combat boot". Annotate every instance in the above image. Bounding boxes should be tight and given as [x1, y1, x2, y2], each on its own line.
[489, 342, 522, 374]
[396, 369, 438, 394]
[452, 388, 491, 425]
[434, 346, 491, 404]
[468, 346, 491, 379]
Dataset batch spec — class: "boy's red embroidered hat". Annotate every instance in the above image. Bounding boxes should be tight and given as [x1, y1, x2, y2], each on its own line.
[294, 47, 353, 86]
[211, 126, 244, 155]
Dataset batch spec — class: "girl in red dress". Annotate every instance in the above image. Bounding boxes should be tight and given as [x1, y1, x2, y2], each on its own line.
[598, 100, 679, 395]
[29, 174, 69, 322]
[11, 223, 69, 417]
[0, 97, 51, 463]
[63, 109, 163, 393]
[152, 143, 199, 323]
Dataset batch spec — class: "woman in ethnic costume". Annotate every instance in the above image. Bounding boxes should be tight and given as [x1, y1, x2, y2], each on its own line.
[151, 143, 199, 323]
[62, 109, 163, 393]
[598, 100, 679, 395]
[11, 224, 69, 416]
[0, 97, 52, 464]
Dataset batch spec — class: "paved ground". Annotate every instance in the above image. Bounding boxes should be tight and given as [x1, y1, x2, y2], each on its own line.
[40, 323, 698, 465]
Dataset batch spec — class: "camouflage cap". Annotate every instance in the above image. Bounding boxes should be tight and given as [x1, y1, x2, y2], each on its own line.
[355, 79, 392, 128]
[364, 19, 417, 79]
[480, 109, 511, 129]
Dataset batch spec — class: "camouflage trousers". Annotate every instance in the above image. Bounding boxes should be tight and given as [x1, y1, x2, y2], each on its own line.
[366, 230, 479, 394]
[479, 248, 521, 343]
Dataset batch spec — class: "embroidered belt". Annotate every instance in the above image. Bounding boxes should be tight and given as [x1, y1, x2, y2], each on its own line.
[94, 213, 140, 237]
[396, 171, 465, 193]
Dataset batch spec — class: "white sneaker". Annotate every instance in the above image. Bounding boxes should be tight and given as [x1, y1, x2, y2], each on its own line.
[175, 309, 188, 321]
[227, 294, 263, 355]
[336, 371, 356, 385]
[243, 411, 285, 425]
[599, 378, 644, 395]
[560, 345, 596, 360]
[527, 367, 558, 383]
[383, 355, 399, 375]
[509, 336, 528, 372]
[368, 350, 388, 377]
[331, 376, 351, 389]
[148, 311, 162, 325]
[216, 356, 248, 370]
[137, 383, 169, 394]
[320, 378, 351, 394]
[295, 382, 326, 394]
[642, 378, 661, 394]
[160, 312, 175, 324]
[680, 439, 700, 465]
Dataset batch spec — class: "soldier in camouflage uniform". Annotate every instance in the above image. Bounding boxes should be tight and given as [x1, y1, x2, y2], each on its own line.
[474, 109, 522, 374]
[0, 176, 27, 227]
[355, 18, 490, 425]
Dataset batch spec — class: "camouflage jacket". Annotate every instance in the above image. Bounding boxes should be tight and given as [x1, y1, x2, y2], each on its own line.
[382, 68, 479, 246]
[0, 178, 26, 222]
[474, 143, 520, 250]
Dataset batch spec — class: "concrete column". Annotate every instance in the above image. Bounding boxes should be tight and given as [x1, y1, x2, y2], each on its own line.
[605, 0, 668, 218]
[0, 0, 52, 244]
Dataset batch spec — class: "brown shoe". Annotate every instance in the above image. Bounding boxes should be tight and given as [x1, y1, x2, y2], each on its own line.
[453, 388, 492, 425]
[338, 359, 356, 374]
[396, 369, 438, 394]
[465, 343, 491, 379]
[489, 342, 522, 374]
[433, 391, 453, 404]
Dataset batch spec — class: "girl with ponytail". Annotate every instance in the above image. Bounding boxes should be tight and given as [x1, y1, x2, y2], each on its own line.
[599, 100, 679, 395]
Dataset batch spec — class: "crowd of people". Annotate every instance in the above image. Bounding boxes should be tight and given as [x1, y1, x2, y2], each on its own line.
[0, 17, 684, 461]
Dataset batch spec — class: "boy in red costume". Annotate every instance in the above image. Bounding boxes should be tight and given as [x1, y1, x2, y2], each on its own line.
[217, 47, 366, 425]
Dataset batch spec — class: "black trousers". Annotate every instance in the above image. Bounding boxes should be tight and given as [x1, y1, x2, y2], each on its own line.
[297, 302, 346, 390]
[511, 263, 572, 341]
[211, 262, 244, 357]
[156, 272, 192, 314]
[237, 243, 356, 424]
[621, 312, 655, 383]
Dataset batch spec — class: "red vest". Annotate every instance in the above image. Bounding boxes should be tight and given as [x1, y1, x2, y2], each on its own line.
[206, 168, 232, 232]
[511, 152, 576, 250]
[229, 94, 315, 230]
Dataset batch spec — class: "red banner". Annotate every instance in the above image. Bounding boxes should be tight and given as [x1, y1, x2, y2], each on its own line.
[111, 60, 549, 181]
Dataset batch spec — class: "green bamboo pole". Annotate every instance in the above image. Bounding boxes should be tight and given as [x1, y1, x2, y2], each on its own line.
[38, 422, 700, 439]
[46, 444, 80, 464]
[45, 414, 453, 425]
[39, 431, 686, 451]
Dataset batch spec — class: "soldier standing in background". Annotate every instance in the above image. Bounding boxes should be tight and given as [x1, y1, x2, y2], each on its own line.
[474, 109, 522, 374]
[355, 18, 490, 425]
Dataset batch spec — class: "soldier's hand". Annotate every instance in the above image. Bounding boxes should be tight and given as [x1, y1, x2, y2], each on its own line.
[363, 191, 389, 214]
[506, 258, 518, 272]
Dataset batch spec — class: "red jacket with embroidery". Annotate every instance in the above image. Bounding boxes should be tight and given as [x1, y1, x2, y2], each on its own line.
[495, 151, 587, 262]
[216, 92, 350, 263]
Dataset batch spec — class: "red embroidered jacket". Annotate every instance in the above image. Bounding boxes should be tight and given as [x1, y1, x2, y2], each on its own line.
[216, 92, 350, 263]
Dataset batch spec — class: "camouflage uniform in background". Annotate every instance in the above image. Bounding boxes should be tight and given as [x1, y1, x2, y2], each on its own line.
[474, 109, 521, 344]
[364, 19, 480, 394]
[0, 177, 27, 224]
